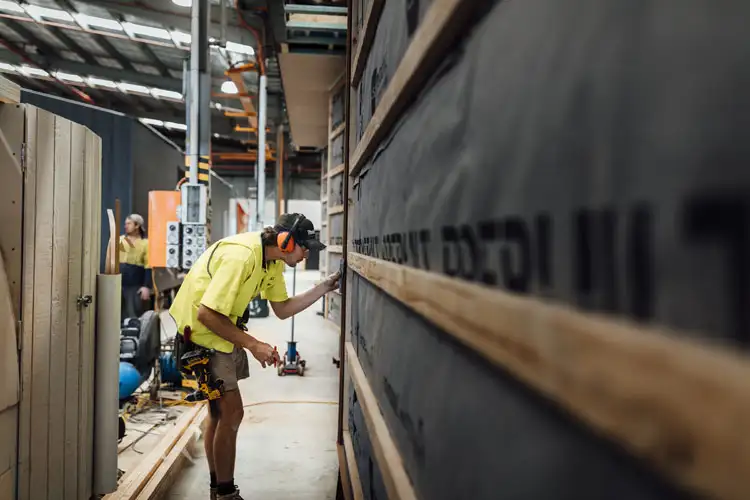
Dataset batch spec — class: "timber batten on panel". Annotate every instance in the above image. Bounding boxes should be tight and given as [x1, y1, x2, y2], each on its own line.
[349, 0, 481, 177]
[346, 342, 418, 500]
[347, 251, 750, 500]
[343, 430, 364, 500]
[350, 0, 385, 88]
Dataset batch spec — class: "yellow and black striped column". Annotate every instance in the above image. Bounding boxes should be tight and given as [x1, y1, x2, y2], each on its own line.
[184, 155, 210, 185]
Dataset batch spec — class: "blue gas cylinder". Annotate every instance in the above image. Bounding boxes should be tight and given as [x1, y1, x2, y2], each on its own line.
[118, 361, 143, 400]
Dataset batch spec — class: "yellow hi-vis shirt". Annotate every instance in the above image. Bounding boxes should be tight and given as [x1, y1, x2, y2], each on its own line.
[169, 231, 288, 353]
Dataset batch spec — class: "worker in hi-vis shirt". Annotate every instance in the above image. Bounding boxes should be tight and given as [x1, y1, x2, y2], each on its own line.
[169, 213, 340, 500]
[120, 213, 152, 319]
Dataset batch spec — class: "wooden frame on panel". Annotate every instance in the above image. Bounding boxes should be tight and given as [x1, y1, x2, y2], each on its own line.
[346, 342, 418, 500]
[347, 251, 750, 500]
[342, 430, 364, 500]
[350, 0, 385, 87]
[349, 0, 481, 177]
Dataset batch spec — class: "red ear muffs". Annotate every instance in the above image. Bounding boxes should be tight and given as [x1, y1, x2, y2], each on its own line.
[277, 214, 305, 253]
[277, 231, 296, 253]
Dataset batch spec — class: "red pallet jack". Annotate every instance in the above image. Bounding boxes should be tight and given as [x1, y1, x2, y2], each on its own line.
[278, 266, 306, 376]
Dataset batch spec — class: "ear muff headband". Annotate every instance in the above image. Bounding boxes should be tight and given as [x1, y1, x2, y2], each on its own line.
[277, 215, 304, 253]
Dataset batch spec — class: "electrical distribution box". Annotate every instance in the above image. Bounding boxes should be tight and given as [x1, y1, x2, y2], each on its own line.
[160, 184, 209, 270]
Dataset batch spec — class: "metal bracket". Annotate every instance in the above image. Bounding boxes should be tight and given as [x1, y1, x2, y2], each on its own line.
[77, 295, 93, 309]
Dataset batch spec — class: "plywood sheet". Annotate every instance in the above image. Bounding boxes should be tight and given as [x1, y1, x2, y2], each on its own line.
[0, 467, 15, 500]
[0, 74, 20, 104]
[16, 106, 103, 500]
[48, 116, 72, 495]
[0, 102, 24, 316]
[64, 122, 86, 499]
[0, 407, 17, 478]
[0, 252, 19, 413]
[28, 109, 55, 500]
[279, 52, 344, 148]
[18, 105, 38, 500]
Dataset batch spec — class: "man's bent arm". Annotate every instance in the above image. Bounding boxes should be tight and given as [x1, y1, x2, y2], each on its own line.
[271, 282, 329, 320]
[197, 304, 259, 350]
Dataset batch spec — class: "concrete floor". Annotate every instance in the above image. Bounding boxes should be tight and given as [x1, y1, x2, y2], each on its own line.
[167, 270, 341, 500]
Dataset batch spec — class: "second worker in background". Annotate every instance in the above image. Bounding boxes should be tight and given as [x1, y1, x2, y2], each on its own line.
[169, 213, 341, 500]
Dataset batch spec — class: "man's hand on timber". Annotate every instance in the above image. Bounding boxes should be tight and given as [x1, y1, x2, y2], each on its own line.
[322, 271, 341, 292]
[245, 338, 279, 368]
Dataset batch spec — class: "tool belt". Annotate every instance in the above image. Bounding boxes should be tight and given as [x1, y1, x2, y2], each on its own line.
[175, 326, 224, 402]
[173, 312, 248, 402]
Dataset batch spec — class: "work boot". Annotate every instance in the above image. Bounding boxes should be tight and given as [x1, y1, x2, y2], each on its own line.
[216, 487, 244, 500]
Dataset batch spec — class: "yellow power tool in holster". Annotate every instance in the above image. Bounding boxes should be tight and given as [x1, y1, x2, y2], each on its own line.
[178, 328, 225, 402]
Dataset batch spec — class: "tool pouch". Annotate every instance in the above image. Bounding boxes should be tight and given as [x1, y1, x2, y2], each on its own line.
[174, 327, 202, 373]
[174, 330, 185, 373]
[236, 307, 250, 330]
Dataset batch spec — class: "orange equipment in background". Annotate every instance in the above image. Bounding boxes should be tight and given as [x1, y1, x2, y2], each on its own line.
[148, 190, 181, 268]
[237, 200, 249, 234]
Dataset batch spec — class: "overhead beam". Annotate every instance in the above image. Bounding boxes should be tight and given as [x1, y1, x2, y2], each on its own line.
[286, 21, 347, 32]
[283, 5, 347, 15]
[53, 0, 136, 71]
[94, 37, 136, 71]
[0, 48, 183, 91]
[50, 58, 181, 91]
[81, 0, 261, 41]
[287, 36, 346, 46]
[46, 27, 98, 66]
[3, 19, 61, 60]
[139, 44, 173, 78]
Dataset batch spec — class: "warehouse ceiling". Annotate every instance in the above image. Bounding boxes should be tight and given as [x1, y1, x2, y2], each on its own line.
[0, 0, 345, 176]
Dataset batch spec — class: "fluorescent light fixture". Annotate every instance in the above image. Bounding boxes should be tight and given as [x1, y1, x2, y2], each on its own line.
[118, 82, 151, 94]
[122, 22, 171, 40]
[164, 121, 187, 131]
[151, 88, 183, 101]
[19, 65, 49, 77]
[172, 0, 192, 6]
[0, 1, 24, 14]
[87, 76, 117, 88]
[54, 71, 84, 83]
[24, 4, 73, 22]
[221, 81, 238, 94]
[140, 118, 165, 127]
[0, 63, 17, 72]
[214, 102, 222, 110]
[170, 30, 191, 45]
[74, 13, 123, 31]
[225, 41, 254, 56]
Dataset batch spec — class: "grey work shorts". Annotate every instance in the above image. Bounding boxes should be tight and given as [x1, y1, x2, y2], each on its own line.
[209, 346, 249, 392]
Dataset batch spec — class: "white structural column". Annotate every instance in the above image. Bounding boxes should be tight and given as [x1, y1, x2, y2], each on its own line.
[257, 74, 267, 228]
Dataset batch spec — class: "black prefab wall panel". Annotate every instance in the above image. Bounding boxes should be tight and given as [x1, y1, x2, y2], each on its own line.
[345, 0, 750, 498]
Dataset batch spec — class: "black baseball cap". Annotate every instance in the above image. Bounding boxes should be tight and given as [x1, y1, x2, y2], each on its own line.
[275, 213, 326, 251]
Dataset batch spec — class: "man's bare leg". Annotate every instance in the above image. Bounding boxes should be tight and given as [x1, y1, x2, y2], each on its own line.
[213, 389, 244, 494]
[204, 403, 219, 491]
